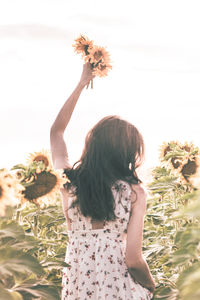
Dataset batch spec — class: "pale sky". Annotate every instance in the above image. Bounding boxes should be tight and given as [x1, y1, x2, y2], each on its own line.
[0, 0, 200, 177]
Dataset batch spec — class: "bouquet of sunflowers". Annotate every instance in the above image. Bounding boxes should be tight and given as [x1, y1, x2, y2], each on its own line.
[73, 34, 112, 88]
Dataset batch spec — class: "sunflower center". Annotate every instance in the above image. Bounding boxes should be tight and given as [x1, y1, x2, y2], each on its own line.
[34, 155, 49, 167]
[99, 64, 106, 71]
[22, 171, 57, 200]
[181, 159, 197, 180]
[94, 51, 103, 61]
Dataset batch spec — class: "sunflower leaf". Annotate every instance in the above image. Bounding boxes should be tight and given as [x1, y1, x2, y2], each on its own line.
[0, 247, 44, 277]
[11, 164, 27, 171]
[0, 286, 23, 300]
[14, 283, 60, 300]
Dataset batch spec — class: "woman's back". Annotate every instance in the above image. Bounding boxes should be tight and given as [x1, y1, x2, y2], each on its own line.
[50, 63, 155, 299]
[62, 180, 152, 300]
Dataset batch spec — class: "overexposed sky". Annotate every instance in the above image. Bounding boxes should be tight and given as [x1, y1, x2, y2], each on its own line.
[0, 0, 200, 174]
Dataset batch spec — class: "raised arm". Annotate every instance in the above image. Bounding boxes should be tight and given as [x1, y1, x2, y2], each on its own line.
[125, 184, 156, 293]
[50, 63, 94, 169]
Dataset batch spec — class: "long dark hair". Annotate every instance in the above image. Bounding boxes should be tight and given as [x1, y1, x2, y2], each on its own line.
[64, 115, 144, 221]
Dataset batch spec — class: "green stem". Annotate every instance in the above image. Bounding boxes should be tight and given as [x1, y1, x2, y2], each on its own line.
[33, 215, 38, 237]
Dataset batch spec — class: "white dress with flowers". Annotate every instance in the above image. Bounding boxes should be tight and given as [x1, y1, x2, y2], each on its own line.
[62, 180, 153, 300]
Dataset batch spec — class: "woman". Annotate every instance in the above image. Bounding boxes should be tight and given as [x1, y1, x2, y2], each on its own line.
[50, 63, 155, 299]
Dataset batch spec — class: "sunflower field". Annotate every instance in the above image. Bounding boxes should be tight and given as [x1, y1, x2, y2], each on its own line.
[0, 142, 200, 300]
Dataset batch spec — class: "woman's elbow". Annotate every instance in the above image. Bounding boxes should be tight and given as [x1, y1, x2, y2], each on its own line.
[50, 125, 57, 134]
[50, 125, 63, 137]
[125, 255, 144, 269]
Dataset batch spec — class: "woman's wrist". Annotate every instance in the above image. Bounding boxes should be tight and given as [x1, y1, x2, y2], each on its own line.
[144, 281, 156, 293]
[127, 259, 155, 293]
[79, 63, 95, 88]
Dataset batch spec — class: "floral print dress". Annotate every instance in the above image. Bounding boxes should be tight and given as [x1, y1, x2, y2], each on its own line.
[62, 181, 153, 300]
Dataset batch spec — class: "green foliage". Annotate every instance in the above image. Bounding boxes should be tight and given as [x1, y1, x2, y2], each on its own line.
[144, 148, 200, 300]
[1, 142, 200, 299]
[0, 199, 68, 299]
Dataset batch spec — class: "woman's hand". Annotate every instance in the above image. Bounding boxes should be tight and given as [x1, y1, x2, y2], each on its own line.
[79, 62, 95, 88]
[145, 281, 156, 293]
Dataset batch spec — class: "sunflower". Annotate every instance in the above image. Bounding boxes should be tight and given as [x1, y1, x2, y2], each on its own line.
[0, 169, 24, 216]
[179, 156, 200, 184]
[72, 34, 93, 57]
[159, 142, 173, 161]
[88, 45, 111, 66]
[181, 142, 193, 153]
[170, 157, 182, 169]
[73, 34, 112, 82]
[159, 141, 185, 172]
[190, 165, 200, 189]
[93, 63, 112, 77]
[22, 169, 68, 207]
[26, 149, 53, 172]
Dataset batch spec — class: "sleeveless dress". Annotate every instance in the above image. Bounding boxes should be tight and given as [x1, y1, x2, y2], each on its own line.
[61, 180, 153, 300]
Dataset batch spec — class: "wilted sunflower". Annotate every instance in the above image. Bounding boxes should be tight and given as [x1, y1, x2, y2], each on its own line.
[22, 169, 68, 206]
[0, 169, 24, 216]
[159, 141, 184, 161]
[159, 141, 185, 170]
[159, 142, 173, 161]
[72, 34, 93, 57]
[26, 149, 53, 172]
[181, 142, 193, 153]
